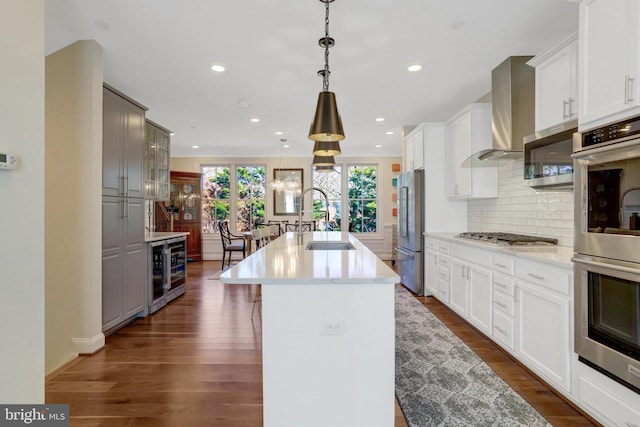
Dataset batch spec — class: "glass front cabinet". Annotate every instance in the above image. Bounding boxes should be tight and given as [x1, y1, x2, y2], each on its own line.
[144, 120, 171, 201]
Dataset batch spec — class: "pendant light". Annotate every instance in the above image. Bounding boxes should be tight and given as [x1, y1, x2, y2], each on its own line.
[309, 0, 345, 146]
[312, 140, 341, 156]
[314, 165, 335, 173]
[312, 154, 335, 166]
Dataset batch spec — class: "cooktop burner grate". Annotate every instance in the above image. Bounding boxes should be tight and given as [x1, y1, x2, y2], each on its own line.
[458, 232, 558, 245]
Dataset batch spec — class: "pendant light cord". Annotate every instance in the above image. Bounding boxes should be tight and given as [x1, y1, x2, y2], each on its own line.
[322, 1, 330, 92]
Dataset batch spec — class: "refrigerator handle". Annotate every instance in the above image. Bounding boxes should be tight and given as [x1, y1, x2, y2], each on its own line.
[396, 247, 414, 257]
[399, 186, 409, 238]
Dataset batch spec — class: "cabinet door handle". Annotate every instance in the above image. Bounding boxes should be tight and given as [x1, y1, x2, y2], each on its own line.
[626, 75, 635, 104]
[562, 99, 569, 119]
[495, 282, 507, 289]
[495, 263, 507, 269]
[527, 272, 545, 280]
[461, 266, 465, 279]
[624, 422, 638, 427]
[494, 325, 507, 335]
[568, 97, 575, 117]
[124, 176, 129, 197]
[495, 301, 508, 310]
[435, 255, 439, 266]
[124, 200, 129, 220]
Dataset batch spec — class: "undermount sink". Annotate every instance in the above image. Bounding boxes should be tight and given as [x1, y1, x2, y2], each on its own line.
[305, 241, 356, 251]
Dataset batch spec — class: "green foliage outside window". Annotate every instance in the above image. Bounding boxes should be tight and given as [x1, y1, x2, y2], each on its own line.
[235, 166, 266, 232]
[201, 165, 266, 233]
[348, 165, 377, 233]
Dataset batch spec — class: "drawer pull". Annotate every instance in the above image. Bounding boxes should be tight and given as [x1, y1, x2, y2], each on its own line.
[494, 325, 507, 335]
[495, 263, 508, 269]
[494, 301, 509, 310]
[527, 273, 545, 280]
[495, 282, 507, 289]
[625, 423, 638, 427]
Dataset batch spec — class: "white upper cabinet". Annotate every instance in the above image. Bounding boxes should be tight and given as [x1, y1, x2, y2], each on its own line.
[579, 0, 640, 129]
[528, 30, 579, 131]
[403, 126, 424, 171]
[445, 103, 497, 199]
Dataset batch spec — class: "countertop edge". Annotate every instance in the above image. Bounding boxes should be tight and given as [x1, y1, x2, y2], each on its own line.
[425, 232, 574, 268]
[145, 231, 190, 243]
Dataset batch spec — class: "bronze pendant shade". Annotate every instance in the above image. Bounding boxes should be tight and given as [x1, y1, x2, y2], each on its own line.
[312, 140, 341, 156]
[314, 165, 335, 173]
[308, 91, 345, 142]
[312, 154, 335, 166]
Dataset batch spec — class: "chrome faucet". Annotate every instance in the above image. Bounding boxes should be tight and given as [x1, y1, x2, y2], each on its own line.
[298, 187, 330, 237]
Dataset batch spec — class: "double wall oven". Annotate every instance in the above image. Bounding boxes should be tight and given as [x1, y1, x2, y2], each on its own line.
[573, 115, 640, 393]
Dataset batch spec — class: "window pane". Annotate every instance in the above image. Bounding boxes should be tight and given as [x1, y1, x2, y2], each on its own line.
[236, 165, 266, 231]
[347, 165, 378, 233]
[313, 165, 342, 231]
[202, 166, 231, 233]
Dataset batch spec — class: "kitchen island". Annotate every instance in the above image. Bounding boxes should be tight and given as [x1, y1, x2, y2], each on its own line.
[220, 231, 400, 427]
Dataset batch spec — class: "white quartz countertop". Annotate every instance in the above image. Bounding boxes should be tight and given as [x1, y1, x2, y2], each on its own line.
[220, 231, 400, 285]
[145, 231, 189, 243]
[426, 232, 574, 268]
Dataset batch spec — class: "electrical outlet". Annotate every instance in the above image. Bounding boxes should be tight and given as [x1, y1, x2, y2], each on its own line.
[319, 318, 345, 335]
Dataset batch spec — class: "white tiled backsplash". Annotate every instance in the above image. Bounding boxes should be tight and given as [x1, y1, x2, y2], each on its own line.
[467, 159, 574, 247]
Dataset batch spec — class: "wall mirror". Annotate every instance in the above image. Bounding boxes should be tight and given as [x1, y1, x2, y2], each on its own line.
[273, 168, 303, 215]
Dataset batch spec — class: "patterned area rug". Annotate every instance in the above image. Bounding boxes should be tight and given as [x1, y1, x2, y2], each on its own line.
[395, 287, 551, 427]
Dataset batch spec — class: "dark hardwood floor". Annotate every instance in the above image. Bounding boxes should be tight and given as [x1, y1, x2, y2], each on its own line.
[46, 260, 598, 426]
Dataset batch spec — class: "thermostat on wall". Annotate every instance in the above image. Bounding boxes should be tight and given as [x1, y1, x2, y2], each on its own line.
[0, 152, 17, 170]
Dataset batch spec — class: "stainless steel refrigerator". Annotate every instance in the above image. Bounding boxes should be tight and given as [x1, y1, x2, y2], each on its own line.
[396, 169, 424, 295]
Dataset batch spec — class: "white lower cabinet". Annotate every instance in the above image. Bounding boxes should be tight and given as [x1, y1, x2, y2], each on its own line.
[449, 244, 492, 335]
[515, 261, 572, 393]
[425, 249, 439, 297]
[449, 257, 468, 317]
[437, 255, 450, 304]
[577, 361, 640, 427]
[425, 238, 451, 303]
[468, 264, 491, 335]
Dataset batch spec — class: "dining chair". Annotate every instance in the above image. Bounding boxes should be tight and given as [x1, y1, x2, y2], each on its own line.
[266, 220, 282, 237]
[251, 227, 271, 250]
[285, 223, 298, 232]
[219, 220, 247, 268]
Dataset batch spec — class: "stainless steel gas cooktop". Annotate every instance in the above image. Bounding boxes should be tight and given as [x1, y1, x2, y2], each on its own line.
[457, 232, 558, 245]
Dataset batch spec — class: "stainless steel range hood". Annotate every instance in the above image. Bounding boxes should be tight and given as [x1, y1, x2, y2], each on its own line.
[463, 56, 535, 166]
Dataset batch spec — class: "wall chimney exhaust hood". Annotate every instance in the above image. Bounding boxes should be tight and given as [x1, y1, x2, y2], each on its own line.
[463, 56, 535, 167]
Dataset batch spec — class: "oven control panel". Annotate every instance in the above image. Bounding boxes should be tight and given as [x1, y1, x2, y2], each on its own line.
[582, 115, 640, 148]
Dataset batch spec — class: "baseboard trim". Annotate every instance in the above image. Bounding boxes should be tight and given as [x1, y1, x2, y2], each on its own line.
[72, 333, 105, 355]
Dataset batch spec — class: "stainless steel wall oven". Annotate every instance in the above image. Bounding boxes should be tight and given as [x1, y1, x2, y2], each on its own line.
[573, 115, 640, 393]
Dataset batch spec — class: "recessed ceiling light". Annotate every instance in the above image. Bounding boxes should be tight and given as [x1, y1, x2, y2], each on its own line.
[407, 64, 422, 72]
[386, 131, 394, 135]
[169, 132, 175, 136]
[375, 144, 382, 148]
[192, 145, 199, 149]
[375, 117, 385, 122]
[275, 131, 283, 135]
[283, 144, 290, 148]
[250, 117, 260, 123]
[211, 64, 226, 72]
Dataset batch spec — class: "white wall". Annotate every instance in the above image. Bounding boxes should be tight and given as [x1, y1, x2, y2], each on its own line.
[0, 0, 45, 403]
[45, 40, 105, 374]
[170, 155, 402, 260]
[467, 158, 574, 247]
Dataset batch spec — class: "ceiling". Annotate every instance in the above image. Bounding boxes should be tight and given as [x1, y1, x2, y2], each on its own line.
[44, 0, 579, 159]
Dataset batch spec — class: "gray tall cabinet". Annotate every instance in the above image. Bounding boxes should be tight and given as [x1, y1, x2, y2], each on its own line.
[102, 85, 148, 333]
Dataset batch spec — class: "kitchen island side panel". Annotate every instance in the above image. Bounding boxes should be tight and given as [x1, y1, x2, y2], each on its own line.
[261, 282, 395, 427]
